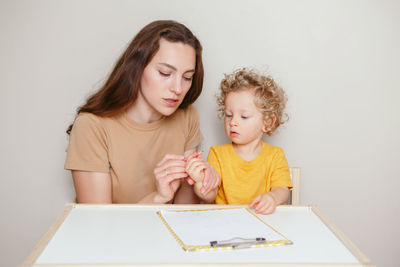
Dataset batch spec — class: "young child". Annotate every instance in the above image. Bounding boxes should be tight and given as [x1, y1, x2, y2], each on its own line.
[185, 68, 292, 214]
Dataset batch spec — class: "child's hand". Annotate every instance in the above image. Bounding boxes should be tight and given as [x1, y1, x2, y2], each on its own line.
[184, 152, 206, 184]
[249, 193, 278, 214]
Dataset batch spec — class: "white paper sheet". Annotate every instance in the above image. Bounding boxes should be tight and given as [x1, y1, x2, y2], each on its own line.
[159, 208, 286, 246]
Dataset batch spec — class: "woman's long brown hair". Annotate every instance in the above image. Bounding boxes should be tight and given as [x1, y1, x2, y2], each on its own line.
[67, 20, 203, 134]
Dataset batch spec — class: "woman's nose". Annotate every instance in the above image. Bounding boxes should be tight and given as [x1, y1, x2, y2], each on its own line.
[171, 79, 183, 95]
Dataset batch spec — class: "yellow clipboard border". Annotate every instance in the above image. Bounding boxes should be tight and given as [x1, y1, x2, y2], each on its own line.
[157, 207, 293, 252]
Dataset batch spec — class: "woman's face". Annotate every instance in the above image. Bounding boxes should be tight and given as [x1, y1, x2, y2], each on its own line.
[138, 38, 196, 121]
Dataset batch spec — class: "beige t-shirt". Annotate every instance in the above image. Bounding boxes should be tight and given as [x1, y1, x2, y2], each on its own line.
[65, 105, 203, 203]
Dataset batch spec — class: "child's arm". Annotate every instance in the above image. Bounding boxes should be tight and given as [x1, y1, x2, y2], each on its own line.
[249, 187, 289, 214]
[185, 154, 218, 203]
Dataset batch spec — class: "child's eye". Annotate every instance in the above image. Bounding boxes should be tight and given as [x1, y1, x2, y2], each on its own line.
[159, 71, 171, 77]
[226, 114, 232, 118]
[241, 115, 248, 119]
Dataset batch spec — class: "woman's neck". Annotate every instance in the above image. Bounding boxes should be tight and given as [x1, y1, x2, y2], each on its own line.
[126, 95, 164, 124]
[232, 138, 263, 161]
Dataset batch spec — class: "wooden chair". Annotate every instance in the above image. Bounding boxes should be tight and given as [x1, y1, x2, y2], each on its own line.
[288, 167, 301, 205]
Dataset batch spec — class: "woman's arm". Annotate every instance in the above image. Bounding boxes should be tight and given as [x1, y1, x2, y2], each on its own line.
[73, 153, 189, 204]
[72, 170, 112, 203]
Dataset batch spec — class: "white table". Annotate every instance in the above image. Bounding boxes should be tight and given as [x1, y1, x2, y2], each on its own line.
[22, 204, 374, 266]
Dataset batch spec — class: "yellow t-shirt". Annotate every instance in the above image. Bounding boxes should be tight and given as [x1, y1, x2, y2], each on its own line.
[207, 142, 292, 204]
[65, 105, 203, 203]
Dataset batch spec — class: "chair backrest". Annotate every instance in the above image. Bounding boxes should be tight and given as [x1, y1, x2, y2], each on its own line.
[288, 167, 301, 205]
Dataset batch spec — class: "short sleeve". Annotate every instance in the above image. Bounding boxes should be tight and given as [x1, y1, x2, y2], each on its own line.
[183, 105, 204, 151]
[270, 148, 293, 189]
[64, 113, 110, 172]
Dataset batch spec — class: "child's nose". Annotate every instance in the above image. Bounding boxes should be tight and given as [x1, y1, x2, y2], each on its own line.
[230, 119, 238, 126]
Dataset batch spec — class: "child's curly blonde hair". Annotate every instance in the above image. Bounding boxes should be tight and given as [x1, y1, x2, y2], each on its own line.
[217, 68, 288, 136]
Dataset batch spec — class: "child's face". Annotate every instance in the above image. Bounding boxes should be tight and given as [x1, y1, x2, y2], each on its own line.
[224, 89, 266, 146]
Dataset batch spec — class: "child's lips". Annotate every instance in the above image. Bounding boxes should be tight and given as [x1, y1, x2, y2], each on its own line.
[230, 131, 239, 137]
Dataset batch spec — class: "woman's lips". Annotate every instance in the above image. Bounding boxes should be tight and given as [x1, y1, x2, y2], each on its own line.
[163, 98, 179, 107]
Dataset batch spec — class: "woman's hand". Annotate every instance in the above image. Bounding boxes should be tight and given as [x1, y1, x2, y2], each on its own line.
[153, 154, 188, 203]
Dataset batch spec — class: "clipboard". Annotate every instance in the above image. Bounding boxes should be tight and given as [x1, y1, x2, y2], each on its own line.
[157, 207, 293, 251]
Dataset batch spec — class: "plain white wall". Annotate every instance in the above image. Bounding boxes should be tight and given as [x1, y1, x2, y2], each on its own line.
[1, 0, 399, 266]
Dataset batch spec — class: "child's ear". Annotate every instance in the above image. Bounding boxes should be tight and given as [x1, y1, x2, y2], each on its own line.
[263, 115, 277, 133]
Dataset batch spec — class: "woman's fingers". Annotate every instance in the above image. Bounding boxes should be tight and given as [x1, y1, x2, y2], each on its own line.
[156, 154, 185, 168]
[155, 158, 186, 177]
[159, 171, 188, 184]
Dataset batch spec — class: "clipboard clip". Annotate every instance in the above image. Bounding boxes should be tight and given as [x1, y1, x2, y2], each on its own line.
[210, 237, 266, 249]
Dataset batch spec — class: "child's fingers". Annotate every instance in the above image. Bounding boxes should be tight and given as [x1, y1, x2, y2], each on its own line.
[256, 206, 269, 214]
[186, 160, 204, 176]
[186, 177, 195, 185]
[255, 196, 276, 214]
[185, 151, 201, 162]
[258, 204, 276, 215]
[192, 164, 206, 175]
[190, 165, 206, 183]
[250, 195, 262, 208]
[185, 152, 197, 162]
[187, 161, 206, 177]
[255, 199, 270, 213]
[185, 157, 203, 172]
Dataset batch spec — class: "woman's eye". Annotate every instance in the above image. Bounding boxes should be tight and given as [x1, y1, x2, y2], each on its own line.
[183, 76, 193, 81]
[159, 71, 171, 77]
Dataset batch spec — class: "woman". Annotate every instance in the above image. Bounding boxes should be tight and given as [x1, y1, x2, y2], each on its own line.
[65, 20, 219, 204]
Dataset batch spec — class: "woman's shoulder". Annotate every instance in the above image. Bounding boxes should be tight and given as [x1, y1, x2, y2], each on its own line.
[71, 112, 111, 134]
[75, 112, 101, 122]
